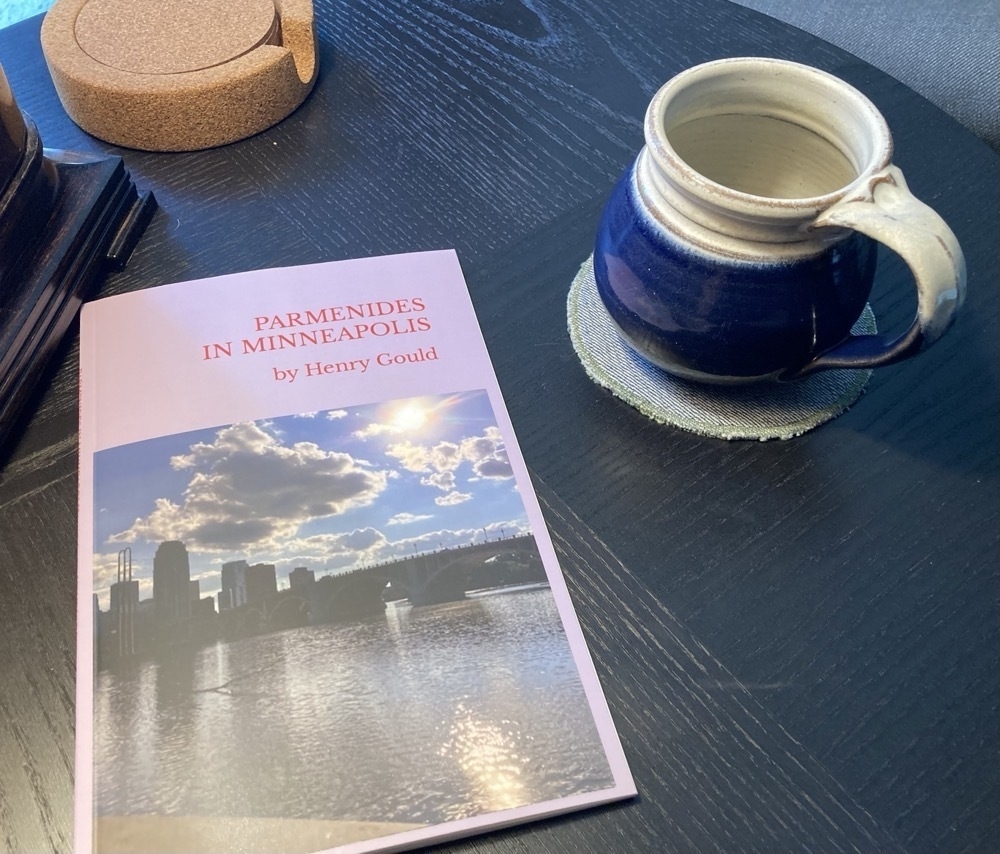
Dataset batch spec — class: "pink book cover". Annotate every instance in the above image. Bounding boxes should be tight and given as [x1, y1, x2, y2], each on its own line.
[76, 250, 635, 854]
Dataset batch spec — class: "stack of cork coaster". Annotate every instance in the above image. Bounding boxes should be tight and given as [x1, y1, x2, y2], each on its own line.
[40, 0, 317, 151]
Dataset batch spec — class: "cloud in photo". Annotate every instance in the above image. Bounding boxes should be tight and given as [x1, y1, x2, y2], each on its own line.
[109, 422, 387, 552]
[421, 471, 456, 492]
[353, 422, 398, 439]
[380, 519, 529, 559]
[387, 426, 512, 494]
[387, 512, 434, 526]
[436, 491, 472, 507]
[275, 527, 390, 572]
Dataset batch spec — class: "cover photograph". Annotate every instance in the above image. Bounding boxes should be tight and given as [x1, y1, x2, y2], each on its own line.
[76, 250, 635, 854]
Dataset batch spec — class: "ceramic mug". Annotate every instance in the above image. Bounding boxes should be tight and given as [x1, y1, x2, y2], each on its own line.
[593, 57, 966, 383]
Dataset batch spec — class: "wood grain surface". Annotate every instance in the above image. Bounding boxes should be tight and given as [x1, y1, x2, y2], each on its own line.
[0, 1, 996, 852]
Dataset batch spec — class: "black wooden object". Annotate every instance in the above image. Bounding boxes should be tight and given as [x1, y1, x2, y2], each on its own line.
[0, 65, 155, 454]
[0, 2, 996, 853]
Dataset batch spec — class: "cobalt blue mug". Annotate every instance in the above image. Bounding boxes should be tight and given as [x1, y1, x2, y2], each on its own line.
[594, 57, 966, 384]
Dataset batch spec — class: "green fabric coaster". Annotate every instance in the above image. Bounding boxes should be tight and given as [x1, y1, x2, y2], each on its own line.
[567, 255, 875, 441]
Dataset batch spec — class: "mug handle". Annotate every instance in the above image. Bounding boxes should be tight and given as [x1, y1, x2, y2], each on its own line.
[786, 166, 966, 378]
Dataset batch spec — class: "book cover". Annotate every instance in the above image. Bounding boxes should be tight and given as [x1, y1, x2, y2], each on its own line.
[76, 250, 635, 854]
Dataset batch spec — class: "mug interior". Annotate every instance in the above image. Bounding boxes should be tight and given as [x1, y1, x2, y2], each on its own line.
[655, 60, 889, 202]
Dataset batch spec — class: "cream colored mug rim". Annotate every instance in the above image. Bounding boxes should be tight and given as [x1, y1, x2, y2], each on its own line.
[644, 57, 894, 215]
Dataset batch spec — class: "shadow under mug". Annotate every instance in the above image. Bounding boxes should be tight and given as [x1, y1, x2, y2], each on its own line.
[594, 57, 966, 384]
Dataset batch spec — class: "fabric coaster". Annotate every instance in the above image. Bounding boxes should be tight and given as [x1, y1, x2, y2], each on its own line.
[567, 255, 875, 441]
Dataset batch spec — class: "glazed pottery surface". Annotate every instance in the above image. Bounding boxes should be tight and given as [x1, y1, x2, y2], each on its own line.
[594, 57, 966, 383]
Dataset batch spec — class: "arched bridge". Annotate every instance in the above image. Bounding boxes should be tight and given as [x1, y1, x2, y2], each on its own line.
[304, 534, 545, 622]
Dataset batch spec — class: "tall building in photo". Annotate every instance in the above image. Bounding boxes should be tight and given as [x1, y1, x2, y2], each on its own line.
[219, 560, 277, 609]
[110, 578, 140, 615]
[109, 578, 139, 656]
[220, 559, 247, 609]
[245, 563, 277, 607]
[153, 540, 191, 623]
[288, 566, 315, 591]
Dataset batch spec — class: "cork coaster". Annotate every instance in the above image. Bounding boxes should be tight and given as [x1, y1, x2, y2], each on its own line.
[567, 255, 874, 441]
[41, 0, 317, 151]
[74, 0, 280, 76]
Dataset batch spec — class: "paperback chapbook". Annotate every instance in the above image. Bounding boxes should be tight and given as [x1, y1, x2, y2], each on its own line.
[77, 250, 635, 854]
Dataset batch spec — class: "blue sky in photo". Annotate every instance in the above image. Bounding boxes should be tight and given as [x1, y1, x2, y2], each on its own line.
[92, 389, 531, 607]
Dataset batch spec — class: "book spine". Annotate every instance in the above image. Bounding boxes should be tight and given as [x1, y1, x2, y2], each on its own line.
[74, 302, 96, 854]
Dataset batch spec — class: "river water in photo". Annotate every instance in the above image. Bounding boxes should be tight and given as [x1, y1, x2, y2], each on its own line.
[95, 587, 614, 825]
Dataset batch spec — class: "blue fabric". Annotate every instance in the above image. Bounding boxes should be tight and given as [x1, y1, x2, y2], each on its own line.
[731, 0, 999, 151]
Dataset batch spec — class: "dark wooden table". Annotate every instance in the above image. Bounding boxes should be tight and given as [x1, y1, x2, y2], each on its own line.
[1, 2, 997, 852]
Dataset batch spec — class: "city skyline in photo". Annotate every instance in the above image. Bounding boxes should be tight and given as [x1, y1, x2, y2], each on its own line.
[92, 390, 530, 609]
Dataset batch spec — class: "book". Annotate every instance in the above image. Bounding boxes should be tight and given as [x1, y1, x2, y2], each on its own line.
[76, 250, 636, 854]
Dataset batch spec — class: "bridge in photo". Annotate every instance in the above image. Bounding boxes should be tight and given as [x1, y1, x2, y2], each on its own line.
[233, 534, 547, 632]
[99, 536, 548, 663]
[307, 533, 546, 622]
